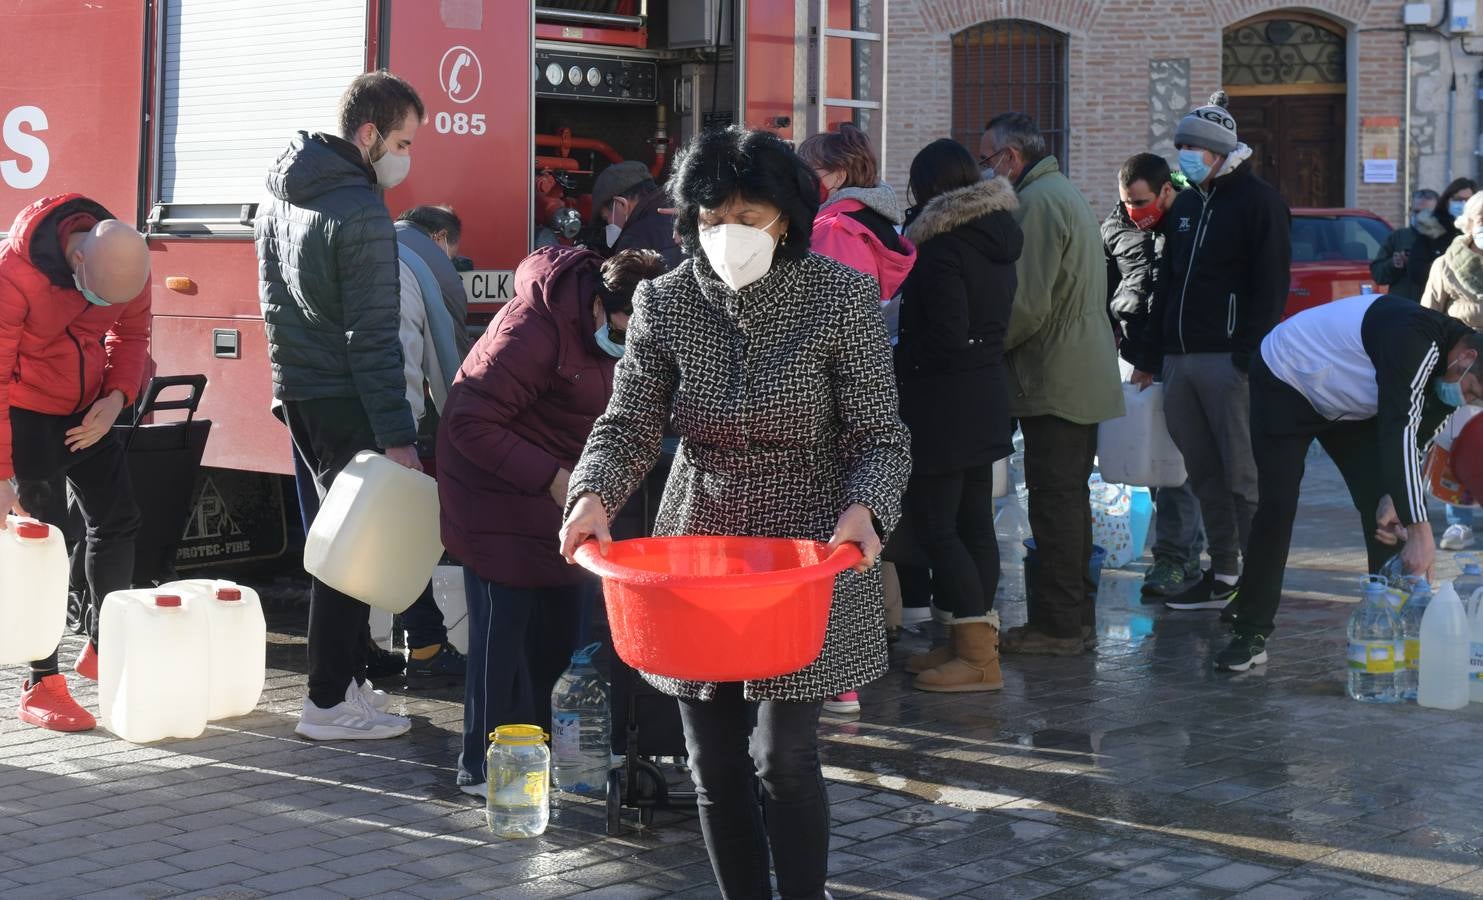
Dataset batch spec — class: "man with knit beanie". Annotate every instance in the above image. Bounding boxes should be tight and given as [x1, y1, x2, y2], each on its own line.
[1132, 92, 1291, 671]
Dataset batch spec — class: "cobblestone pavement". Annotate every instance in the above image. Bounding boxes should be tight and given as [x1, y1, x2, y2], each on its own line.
[5, 452, 1483, 898]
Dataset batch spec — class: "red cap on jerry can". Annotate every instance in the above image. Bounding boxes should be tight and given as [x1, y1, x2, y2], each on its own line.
[14, 521, 49, 540]
[216, 587, 242, 601]
[154, 594, 183, 608]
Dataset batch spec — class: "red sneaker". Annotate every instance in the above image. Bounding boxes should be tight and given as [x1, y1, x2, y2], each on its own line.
[75, 642, 98, 682]
[18, 675, 96, 732]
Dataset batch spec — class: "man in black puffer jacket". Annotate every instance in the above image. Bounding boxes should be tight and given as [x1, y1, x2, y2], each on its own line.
[256, 70, 425, 741]
[1133, 92, 1291, 618]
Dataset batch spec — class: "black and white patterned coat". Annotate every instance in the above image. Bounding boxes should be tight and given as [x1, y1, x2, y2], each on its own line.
[568, 251, 912, 701]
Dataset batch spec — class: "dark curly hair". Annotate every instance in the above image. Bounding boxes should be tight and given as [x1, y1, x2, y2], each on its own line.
[599, 249, 666, 313]
[667, 127, 818, 262]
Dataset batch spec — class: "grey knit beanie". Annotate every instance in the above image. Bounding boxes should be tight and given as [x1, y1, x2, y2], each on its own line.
[1174, 91, 1238, 156]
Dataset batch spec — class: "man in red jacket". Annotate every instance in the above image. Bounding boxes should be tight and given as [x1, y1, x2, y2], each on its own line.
[0, 193, 151, 732]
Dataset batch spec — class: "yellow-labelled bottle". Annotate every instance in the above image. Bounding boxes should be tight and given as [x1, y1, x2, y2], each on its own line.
[486, 725, 550, 837]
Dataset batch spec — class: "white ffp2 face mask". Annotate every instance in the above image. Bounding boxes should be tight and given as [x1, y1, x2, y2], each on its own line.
[697, 213, 781, 291]
[604, 222, 622, 247]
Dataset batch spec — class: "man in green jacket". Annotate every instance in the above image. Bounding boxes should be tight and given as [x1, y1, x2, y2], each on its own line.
[981, 112, 1125, 655]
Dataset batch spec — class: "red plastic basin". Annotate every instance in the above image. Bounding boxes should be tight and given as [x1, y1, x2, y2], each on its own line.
[575, 536, 860, 682]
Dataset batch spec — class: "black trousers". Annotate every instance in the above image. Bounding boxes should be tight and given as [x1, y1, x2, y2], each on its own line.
[1239, 357, 1390, 638]
[282, 397, 383, 709]
[906, 463, 999, 618]
[678, 684, 829, 900]
[11, 407, 141, 658]
[1020, 415, 1099, 638]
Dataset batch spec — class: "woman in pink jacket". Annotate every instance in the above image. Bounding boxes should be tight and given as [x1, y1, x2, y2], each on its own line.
[798, 124, 916, 304]
[797, 125, 917, 715]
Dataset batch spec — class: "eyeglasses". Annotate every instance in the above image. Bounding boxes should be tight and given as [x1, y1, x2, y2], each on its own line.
[978, 149, 1008, 172]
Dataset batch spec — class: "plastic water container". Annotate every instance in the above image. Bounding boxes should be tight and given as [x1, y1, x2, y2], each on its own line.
[1399, 579, 1433, 701]
[1457, 556, 1483, 614]
[0, 517, 69, 666]
[304, 451, 444, 613]
[1346, 576, 1401, 704]
[164, 579, 266, 720]
[1097, 383, 1188, 488]
[486, 724, 550, 838]
[551, 643, 610, 795]
[432, 565, 469, 655]
[1468, 585, 1483, 703]
[1419, 581, 1471, 709]
[99, 590, 210, 742]
[992, 457, 1009, 498]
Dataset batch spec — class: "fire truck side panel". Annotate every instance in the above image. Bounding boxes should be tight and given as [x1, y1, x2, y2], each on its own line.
[0, 0, 147, 229]
[741, 0, 796, 139]
[383, 0, 534, 274]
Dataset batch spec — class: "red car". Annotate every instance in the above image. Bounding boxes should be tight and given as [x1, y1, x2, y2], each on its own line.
[1285, 208, 1394, 318]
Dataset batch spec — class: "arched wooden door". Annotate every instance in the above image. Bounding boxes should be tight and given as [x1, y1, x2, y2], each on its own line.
[1223, 13, 1346, 208]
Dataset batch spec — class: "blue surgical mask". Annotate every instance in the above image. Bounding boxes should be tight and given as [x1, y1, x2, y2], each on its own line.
[594, 321, 625, 358]
[1451, 199, 1468, 219]
[73, 270, 108, 307]
[1178, 149, 1212, 186]
[1434, 357, 1475, 407]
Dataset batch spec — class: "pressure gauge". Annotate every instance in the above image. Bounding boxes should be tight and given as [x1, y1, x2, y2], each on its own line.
[568, 65, 583, 86]
[545, 62, 564, 85]
[586, 66, 602, 88]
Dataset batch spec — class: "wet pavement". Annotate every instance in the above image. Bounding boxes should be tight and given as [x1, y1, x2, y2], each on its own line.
[4, 449, 1483, 898]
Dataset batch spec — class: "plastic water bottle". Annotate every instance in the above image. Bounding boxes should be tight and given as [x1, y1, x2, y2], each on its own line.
[1398, 579, 1433, 701]
[1419, 581, 1471, 709]
[1347, 576, 1402, 703]
[1468, 585, 1483, 703]
[1458, 555, 1483, 616]
[551, 642, 611, 795]
[486, 724, 550, 838]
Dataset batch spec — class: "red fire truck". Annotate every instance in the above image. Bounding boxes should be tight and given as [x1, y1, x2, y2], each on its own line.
[0, 0, 886, 567]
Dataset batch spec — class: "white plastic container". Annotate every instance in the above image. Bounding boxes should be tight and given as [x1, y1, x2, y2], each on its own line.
[0, 517, 69, 665]
[1418, 581, 1471, 710]
[99, 589, 210, 742]
[304, 451, 444, 613]
[164, 579, 266, 720]
[992, 457, 1009, 498]
[433, 565, 469, 654]
[370, 608, 395, 651]
[1097, 383, 1188, 488]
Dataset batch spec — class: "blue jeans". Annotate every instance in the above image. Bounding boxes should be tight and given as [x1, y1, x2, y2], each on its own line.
[678, 683, 830, 900]
[1448, 505, 1475, 529]
[457, 570, 586, 785]
[291, 440, 446, 650]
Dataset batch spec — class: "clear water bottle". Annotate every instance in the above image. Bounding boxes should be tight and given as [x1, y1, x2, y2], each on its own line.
[551, 642, 610, 795]
[1399, 579, 1433, 701]
[1347, 576, 1402, 703]
[486, 724, 550, 838]
[1456, 555, 1483, 616]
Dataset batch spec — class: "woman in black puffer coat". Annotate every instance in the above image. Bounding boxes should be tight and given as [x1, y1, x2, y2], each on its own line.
[896, 138, 1022, 693]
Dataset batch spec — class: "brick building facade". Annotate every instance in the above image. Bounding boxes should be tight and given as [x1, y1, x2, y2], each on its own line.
[884, 0, 1410, 221]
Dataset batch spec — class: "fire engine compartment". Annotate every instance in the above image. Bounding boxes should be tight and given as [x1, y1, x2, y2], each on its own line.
[533, 1, 739, 251]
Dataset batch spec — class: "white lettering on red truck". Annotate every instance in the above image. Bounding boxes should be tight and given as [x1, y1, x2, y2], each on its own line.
[1, 106, 49, 190]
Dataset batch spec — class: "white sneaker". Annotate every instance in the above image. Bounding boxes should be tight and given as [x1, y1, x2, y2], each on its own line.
[1441, 524, 1475, 551]
[295, 683, 411, 740]
[459, 782, 487, 798]
[359, 679, 392, 712]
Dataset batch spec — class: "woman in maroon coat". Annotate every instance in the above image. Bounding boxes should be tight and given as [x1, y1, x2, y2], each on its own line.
[437, 245, 665, 794]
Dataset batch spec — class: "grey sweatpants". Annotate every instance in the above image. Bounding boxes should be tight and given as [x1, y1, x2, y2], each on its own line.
[1162, 352, 1258, 575]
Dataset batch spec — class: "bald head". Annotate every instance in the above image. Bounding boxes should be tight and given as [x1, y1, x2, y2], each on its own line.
[69, 220, 150, 305]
